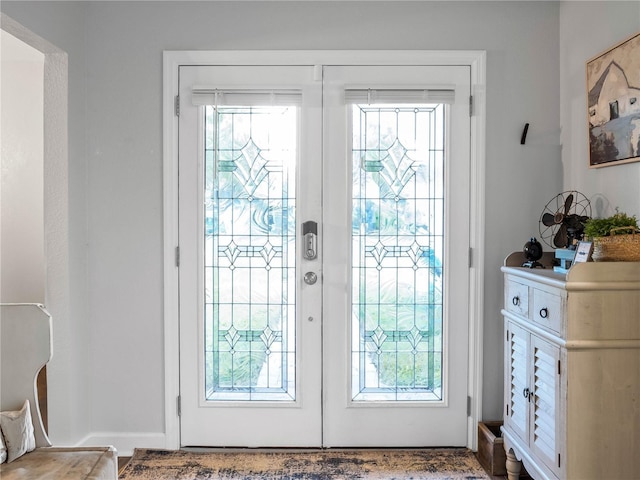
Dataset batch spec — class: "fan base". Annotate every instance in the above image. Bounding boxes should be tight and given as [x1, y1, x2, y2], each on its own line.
[522, 260, 545, 269]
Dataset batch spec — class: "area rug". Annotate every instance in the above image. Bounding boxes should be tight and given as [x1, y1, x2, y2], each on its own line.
[119, 448, 490, 480]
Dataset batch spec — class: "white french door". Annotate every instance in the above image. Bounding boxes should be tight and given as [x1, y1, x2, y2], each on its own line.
[178, 65, 323, 447]
[322, 65, 470, 447]
[178, 60, 472, 448]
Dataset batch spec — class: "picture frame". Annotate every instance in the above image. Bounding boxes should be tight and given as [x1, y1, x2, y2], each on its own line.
[586, 31, 640, 168]
[573, 241, 593, 263]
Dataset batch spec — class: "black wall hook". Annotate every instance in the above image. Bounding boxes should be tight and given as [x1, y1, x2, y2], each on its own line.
[520, 123, 530, 145]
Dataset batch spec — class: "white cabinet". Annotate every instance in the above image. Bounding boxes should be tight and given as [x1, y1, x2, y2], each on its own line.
[500, 253, 640, 480]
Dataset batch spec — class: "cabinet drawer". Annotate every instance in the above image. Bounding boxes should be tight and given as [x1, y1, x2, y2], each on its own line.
[532, 288, 563, 334]
[505, 279, 529, 317]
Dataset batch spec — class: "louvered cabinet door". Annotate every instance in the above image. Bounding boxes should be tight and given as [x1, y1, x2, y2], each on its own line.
[530, 335, 561, 477]
[505, 321, 530, 444]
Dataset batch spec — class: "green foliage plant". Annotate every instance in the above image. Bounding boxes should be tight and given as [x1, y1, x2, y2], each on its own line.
[583, 209, 639, 239]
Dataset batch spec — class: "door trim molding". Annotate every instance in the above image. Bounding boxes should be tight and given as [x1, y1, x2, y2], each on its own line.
[162, 50, 486, 450]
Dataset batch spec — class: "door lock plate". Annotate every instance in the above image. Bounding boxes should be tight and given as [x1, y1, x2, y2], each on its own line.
[302, 221, 318, 260]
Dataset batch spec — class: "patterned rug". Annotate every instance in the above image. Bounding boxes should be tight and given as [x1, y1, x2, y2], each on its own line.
[119, 448, 490, 479]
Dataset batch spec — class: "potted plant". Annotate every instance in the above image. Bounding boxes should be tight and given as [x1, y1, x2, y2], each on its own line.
[583, 209, 640, 262]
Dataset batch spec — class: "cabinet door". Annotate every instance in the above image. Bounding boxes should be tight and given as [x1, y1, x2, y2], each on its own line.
[505, 321, 530, 443]
[530, 335, 561, 476]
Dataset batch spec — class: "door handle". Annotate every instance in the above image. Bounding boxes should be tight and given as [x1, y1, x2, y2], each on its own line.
[304, 272, 318, 285]
[302, 221, 318, 260]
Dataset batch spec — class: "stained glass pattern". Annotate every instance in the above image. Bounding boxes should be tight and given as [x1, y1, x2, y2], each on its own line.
[204, 105, 297, 401]
[352, 104, 445, 402]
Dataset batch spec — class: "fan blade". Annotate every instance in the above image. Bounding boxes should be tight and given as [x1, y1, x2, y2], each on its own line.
[554, 224, 568, 248]
[563, 194, 574, 215]
[542, 213, 558, 227]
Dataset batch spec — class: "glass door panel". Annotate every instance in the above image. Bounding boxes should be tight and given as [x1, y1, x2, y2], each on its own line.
[204, 105, 297, 402]
[351, 103, 445, 403]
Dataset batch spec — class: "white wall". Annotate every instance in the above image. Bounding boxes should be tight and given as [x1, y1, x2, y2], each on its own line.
[1, 31, 45, 303]
[1, 1, 567, 453]
[560, 2, 640, 217]
[1, 10, 78, 448]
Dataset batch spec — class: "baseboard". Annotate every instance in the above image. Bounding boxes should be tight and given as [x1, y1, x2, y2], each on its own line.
[76, 432, 168, 457]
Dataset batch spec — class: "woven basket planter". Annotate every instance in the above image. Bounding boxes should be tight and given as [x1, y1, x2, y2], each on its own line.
[591, 227, 640, 262]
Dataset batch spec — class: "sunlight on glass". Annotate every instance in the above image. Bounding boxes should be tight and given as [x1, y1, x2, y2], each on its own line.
[204, 105, 297, 402]
[351, 104, 446, 402]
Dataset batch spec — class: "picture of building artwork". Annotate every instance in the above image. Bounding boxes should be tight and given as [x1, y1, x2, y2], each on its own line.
[587, 32, 640, 167]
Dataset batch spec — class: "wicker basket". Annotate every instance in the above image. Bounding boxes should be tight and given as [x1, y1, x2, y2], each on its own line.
[591, 226, 640, 262]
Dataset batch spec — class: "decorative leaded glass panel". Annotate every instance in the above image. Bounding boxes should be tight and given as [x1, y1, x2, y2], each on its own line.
[204, 105, 297, 401]
[351, 104, 445, 402]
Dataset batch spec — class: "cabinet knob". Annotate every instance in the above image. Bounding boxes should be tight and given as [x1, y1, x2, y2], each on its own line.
[539, 307, 549, 319]
[512, 296, 520, 306]
[523, 387, 531, 400]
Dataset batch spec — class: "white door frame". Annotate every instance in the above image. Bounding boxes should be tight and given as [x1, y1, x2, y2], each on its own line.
[162, 49, 486, 450]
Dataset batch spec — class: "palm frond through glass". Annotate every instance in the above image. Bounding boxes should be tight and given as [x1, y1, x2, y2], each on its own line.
[204, 105, 297, 402]
[351, 104, 445, 402]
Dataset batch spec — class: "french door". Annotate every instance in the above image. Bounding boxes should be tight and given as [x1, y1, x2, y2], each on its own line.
[178, 61, 471, 448]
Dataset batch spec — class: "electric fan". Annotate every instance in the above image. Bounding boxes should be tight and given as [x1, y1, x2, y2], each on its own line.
[539, 191, 591, 249]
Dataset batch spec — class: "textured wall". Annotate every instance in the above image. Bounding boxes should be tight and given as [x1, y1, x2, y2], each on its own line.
[560, 2, 640, 217]
[1, 1, 569, 453]
[1, 11, 75, 446]
[1, 31, 45, 303]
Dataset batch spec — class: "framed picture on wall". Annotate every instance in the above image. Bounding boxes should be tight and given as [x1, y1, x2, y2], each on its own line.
[586, 31, 640, 168]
